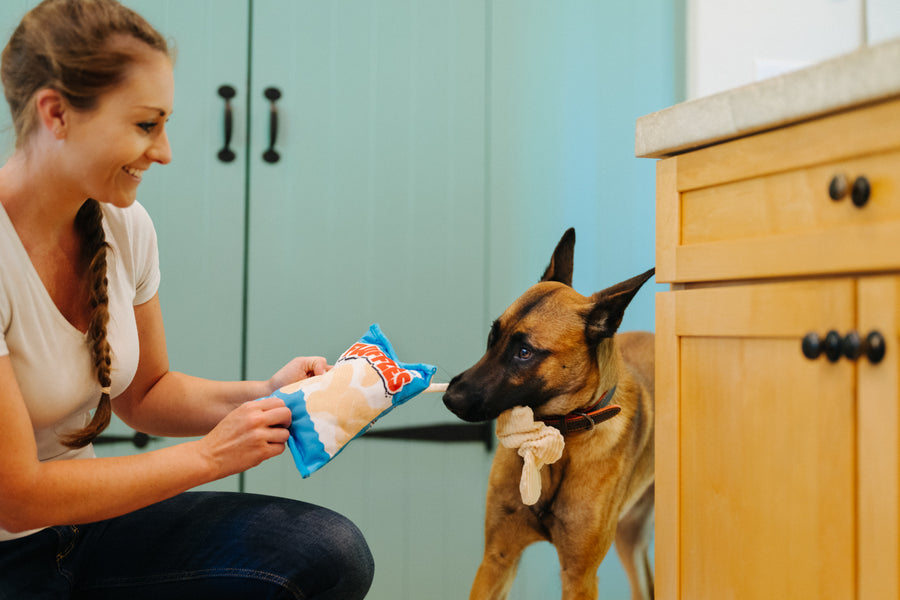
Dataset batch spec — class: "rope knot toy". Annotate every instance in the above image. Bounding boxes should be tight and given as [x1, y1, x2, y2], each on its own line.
[496, 406, 565, 505]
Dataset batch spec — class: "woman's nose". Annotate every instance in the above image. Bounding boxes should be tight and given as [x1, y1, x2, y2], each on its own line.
[147, 127, 172, 165]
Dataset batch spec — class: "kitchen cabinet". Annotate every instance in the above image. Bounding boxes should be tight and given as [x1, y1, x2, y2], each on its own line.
[642, 68, 900, 598]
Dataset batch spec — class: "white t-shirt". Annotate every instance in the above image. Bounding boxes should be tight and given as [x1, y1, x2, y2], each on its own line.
[0, 200, 160, 541]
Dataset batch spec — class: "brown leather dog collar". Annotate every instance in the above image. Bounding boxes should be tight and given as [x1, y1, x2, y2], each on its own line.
[537, 386, 620, 436]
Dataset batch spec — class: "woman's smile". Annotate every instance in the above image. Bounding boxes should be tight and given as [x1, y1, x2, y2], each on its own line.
[122, 166, 145, 182]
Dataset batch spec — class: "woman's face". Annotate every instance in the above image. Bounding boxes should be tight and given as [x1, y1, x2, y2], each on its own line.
[61, 44, 174, 208]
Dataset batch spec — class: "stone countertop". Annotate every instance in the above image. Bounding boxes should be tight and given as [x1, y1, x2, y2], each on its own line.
[635, 37, 900, 158]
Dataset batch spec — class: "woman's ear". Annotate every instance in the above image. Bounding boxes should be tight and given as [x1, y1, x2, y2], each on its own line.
[34, 88, 68, 139]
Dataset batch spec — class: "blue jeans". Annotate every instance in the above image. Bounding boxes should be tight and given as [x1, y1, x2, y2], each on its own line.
[0, 492, 374, 599]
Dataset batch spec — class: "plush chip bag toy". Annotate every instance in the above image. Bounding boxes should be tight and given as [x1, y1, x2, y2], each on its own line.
[267, 324, 437, 478]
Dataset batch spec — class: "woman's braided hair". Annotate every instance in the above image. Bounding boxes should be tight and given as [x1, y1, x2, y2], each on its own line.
[1, 0, 170, 448]
[63, 198, 113, 448]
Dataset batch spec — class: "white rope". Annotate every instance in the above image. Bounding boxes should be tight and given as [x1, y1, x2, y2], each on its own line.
[495, 406, 565, 505]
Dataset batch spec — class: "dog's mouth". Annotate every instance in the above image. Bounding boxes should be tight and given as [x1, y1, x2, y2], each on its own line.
[443, 373, 537, 422]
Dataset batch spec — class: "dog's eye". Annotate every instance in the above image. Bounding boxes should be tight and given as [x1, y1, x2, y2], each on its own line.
[516, 346, 533, 361]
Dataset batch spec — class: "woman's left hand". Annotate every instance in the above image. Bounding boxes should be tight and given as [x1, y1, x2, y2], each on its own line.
[267, 356, 329, 393]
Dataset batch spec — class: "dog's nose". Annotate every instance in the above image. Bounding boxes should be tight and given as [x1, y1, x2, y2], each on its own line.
[442, 375, 486, 422]
[442, 375, 465, 412]
[443, 376, 462, 404]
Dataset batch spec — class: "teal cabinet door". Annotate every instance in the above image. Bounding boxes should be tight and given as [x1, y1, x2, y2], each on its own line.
[99, 0, 251, 493]
[244, 0, 488, 381]
[242, 2, 492, 599]
[125, 0, 248, 385]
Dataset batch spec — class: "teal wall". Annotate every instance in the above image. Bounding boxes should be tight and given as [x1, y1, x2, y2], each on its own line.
[0, 1, 684, 598]
[488, 0, 684, 333]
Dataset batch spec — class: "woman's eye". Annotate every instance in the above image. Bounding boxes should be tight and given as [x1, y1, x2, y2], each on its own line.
[516, 346, 533, 361]
[137, 121, 157, 133]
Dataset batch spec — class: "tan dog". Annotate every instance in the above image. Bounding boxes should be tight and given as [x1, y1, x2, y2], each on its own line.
[443, 228, 655, 600]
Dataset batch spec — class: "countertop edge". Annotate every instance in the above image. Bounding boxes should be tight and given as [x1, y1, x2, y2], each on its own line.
[636, 37, 900, 159]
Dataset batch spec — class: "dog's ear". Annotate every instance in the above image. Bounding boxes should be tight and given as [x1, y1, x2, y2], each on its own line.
[540, 228, 576, 286]
[585, 268, 655, 345]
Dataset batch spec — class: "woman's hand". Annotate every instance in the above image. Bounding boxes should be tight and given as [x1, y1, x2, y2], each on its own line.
[267, 356, 329, 393]
[196, 397, 293, 478]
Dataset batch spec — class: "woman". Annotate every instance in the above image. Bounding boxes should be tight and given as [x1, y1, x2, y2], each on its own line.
[0, 1, 374, 598]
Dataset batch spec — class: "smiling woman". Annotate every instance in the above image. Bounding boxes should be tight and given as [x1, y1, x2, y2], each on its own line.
[1, 0, 175, 450]
[0, 1, 373, 598]
[55, 36, 174, 208]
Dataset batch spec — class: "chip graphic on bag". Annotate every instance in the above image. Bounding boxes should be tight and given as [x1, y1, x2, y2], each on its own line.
[269, 324, 437, 477]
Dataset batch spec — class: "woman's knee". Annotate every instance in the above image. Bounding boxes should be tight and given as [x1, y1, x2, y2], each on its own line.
[256, 496, 373, 599]
[302, 507, 374, 599]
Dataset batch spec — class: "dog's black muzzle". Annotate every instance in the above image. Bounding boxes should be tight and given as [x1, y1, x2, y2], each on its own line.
[442, 373, 493, 423]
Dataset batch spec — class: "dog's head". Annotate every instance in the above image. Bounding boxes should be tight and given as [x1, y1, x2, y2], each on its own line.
[443, 228, 654, 422]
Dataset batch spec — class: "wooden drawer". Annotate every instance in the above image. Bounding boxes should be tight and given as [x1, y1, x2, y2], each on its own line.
[657, 98, 900, 283]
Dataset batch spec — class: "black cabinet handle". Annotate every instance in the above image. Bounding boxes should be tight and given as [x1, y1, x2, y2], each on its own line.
[263, 87, 281, 163]
[93, 431, 157, 449]
[217, 85, 236, 163]
[363, 421, 494, 452]
[851, 176, 871, 208]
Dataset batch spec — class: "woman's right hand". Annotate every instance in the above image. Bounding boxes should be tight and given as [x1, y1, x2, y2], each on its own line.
[197, 397, 293, 479]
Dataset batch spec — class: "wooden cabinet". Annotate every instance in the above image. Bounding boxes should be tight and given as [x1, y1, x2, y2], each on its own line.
[653, 98, 900, 599]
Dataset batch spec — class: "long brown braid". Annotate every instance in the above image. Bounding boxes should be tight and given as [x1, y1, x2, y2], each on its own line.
[1, 0, 170, 447]
[61, 198, 113, 448]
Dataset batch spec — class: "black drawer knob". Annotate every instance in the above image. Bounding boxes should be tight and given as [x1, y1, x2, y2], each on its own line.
[802, 332, 821, 359]
[842, 331, 862, 360]
[823, 330, 843, 362]
[829, 174, 848, 200]
[851, 176, 871, 207]
[866, 330, 886, 364]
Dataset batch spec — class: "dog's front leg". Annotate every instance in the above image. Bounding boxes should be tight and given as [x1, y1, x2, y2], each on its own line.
[614, 483, 655, 600]
[554, 518, 618, 600]
[470, 448, 546, 600]
[470, 510, 544, 600]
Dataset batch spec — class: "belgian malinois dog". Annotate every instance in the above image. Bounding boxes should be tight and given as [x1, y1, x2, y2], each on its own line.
[443, 228, 655, 600]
